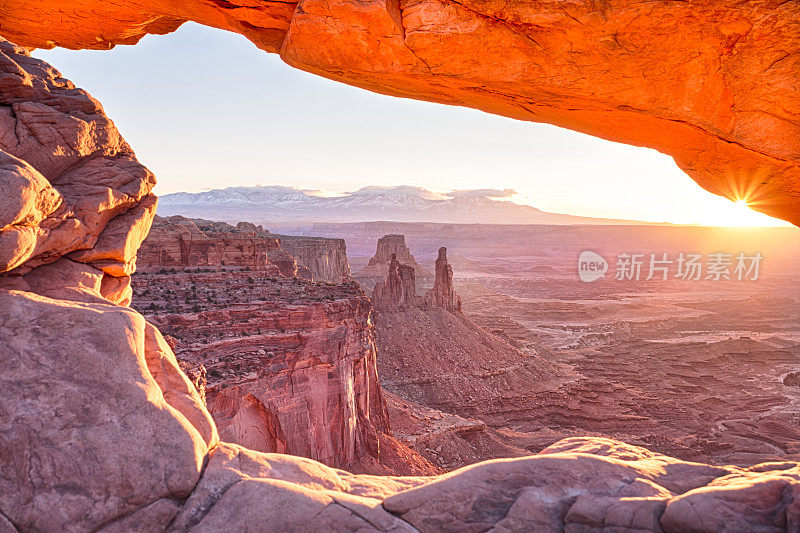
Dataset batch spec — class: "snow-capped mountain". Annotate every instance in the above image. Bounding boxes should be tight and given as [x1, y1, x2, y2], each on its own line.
[157, 185, 647, 225]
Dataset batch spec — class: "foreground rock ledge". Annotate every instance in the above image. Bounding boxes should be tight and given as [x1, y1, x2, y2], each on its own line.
[1, 1, 799, 225]
[2, 289, 800, 532]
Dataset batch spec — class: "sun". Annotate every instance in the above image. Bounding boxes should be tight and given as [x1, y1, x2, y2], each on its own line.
[704, 198, 790, 227]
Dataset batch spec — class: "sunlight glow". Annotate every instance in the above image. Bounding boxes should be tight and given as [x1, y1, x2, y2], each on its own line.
[703, 198, 786, 227]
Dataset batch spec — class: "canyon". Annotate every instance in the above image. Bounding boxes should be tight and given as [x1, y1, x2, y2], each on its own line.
[367, 239, 567, 468]
[306, 221, 800, 468]
[132, 267, 440, 475]
[2, 3, 800, 531]
[133, 223, 524, 475]
[135, 217, 436, 474]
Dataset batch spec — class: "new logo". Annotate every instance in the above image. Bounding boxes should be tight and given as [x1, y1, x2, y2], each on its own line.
[578, 251, 607, 282]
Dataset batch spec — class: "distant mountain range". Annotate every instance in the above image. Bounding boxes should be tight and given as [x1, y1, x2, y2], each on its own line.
[157, 185, 658, 225]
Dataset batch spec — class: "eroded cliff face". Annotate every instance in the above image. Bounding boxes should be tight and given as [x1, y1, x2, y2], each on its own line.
[139, 216, 320, 279]
[139, 215, 281, 271]
[1, 1, 798, 225]
[358, 233, 432, 287]
[422, 246, 461, 312]
[132, 270, 389, 468]
[372, 253, 417, 311]
[372, 245, 461, 312]
[275, 234, 351, 283]
[0, 38, 156, 306]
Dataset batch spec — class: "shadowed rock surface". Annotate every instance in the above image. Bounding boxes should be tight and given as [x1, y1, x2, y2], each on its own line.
[275, 234, 351, 283]
[372, 253, 418, 311]
[375, 305, 565, 424]
[140, 215, 350, 282]
[139, 215, 283, 272]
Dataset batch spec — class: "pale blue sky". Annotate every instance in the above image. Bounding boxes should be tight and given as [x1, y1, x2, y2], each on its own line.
[34, 22, 787, 226]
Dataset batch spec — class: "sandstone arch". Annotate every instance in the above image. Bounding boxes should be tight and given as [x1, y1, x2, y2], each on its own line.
[2, 0, 799, 225]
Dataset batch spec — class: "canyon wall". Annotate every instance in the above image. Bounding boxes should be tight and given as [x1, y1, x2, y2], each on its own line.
[133, 271, 389, 468]
[1, 2, 798, 225]
[138, 215, 320, 279]
[140, 216, 349, 282]
[138, 215, 281, 270]
[274, 234, 351, 283]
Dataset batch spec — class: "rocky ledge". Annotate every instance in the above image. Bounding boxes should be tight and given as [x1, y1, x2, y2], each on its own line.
[138, 215, 313, 280]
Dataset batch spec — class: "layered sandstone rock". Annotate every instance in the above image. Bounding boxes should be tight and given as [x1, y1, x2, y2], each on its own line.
[0, 289, 217, 532]
[369, 235, 416, 266]
[373, 246, 461, 313]
[372, 253, 418, 311]
[0, 38, 155, 302]
[422, 246, 461, 312]
[357, 234, 433, 286]
[140, 216, 347, 282]
[192, 218, 322, 279]
[382, 437, 800, 532]
[190, 219, 349, 282]
[133, 270, 390, 469]
[2, 2, 798, 225]
[138, 215, 283, 273]
[275, 234, 351, 283]
[266, 247, 303, 278]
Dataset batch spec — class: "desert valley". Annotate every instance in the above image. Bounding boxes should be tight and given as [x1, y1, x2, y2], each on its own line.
[2, 1, 800, 531]
[130, 214, 800, 477]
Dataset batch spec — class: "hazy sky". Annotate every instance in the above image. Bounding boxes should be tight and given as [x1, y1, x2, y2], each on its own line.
[35, 23, 788, 226]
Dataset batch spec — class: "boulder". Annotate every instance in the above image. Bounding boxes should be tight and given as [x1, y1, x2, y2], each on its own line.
[0, 290, 214, 531]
